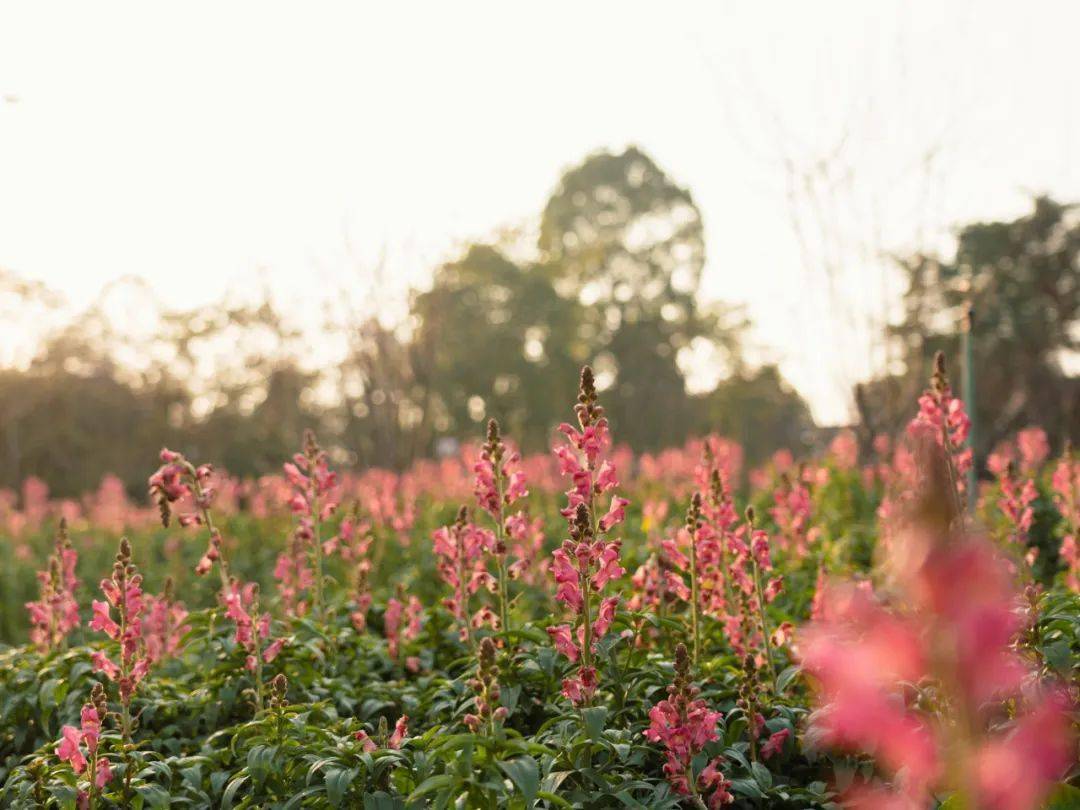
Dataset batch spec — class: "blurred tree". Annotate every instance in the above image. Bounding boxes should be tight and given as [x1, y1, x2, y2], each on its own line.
[690, 365, 815, 474]
[859, 196, 1079, 456]
[538, 147, 741, 449]
[338, 317, 430, 470]
[0, 147, 820, 494]
[410, 244, 583, 451]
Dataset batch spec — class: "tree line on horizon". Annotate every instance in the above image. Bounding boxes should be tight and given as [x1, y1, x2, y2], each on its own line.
[0, 148, 1076, 498]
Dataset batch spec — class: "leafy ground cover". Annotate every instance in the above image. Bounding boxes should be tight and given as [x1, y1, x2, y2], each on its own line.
[1, 359, 1078, 809]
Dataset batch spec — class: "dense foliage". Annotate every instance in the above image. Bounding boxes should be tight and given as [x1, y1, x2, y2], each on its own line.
[0, 361, 1078, 809]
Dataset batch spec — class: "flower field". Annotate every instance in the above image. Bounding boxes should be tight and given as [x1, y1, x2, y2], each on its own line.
[1, 359, 1078, 809]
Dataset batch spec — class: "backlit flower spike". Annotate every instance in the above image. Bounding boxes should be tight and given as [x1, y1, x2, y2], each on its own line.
[55, 684, 113, 800]
[223, 580, 284, 710]
[643, 644, 732, 806]
[547, 366, 626, 705]
[906, 352, 973, 500]
[433, 506, 495, 647]
[88, 539, 151, 748]
[142, 576, 190, 663]
[280, 430, 339, 622]
[473, 418, 530, 634]
[801, 434, 1075, 808]
[149, 448, 232, 592]
[1051, 444, 1079, 591]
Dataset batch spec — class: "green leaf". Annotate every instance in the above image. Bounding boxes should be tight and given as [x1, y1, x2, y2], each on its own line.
[582, 706, 608, 741]
[775, 664, 802, 693]
[221, 775, 249, 809]
[135, 783, 172, 810]
[1045, 783, 1080, 809]
[499, 756, 539, 808]
[407, 774, 453, 801]
[750, 761, 773, 790]
[325, 767, 357, 807]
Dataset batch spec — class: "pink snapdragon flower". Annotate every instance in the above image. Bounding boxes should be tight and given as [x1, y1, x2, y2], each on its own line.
[56, 685, 114, 801]
[223, 580, 284, 710]
[141, 577, 190, 663]
[1051, 450, 1079, 591]
[282, 430, 340, 621]
[273, 533, 315, 617]
[769, 474, 816, 557]
[385, 586, 424, 668]
[1016, 426, 1050, 474]
[546, 367, 626, 705]
[90, 538, 150, 705]
[994, 462, 1038, 563]
[26, 518, 81, 651]
[473, 419, 531, 634]
[801, 428, 1074, 809]
[433, 507, 496, 644]
[354, 715, 410, 752]
[643, 644, 732, 807]
[150, 448, 232, 591]
[906, 352, 972, 491]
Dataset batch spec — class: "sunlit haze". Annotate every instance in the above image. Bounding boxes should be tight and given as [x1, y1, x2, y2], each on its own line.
[1, 0, 1078, 423]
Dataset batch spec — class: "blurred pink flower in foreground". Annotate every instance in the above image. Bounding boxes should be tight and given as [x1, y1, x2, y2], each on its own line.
[801, 426, 1074, 809]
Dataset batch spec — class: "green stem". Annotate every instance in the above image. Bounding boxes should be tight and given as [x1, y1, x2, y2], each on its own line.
[458, 530, 473, 651]
[751, 560, 776, 682]
[689, 528, 701, 667]
[189, 465, 230, 595]
[493, 470, 510, 636]
[311, 487, 324, 622]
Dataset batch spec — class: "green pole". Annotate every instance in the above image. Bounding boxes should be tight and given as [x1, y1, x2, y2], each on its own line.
[962, 303, 977, 511]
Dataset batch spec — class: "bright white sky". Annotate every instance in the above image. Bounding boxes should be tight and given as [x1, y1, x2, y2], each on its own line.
[1, 1, 1077, 424]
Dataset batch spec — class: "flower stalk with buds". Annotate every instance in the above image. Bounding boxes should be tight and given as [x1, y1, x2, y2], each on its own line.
[644, 644, 733, 808]
[224, 581, 285, 711]
[433, 506, 495, 648]
[547, 367, 627, 705]
[55, 683, 112, 810]
[282, 430, 340, 622]
[149, 449, 231, 592]
[474, 418, 528, 636]
[26, 518, 80, 652]
[464, 637, 509, 734]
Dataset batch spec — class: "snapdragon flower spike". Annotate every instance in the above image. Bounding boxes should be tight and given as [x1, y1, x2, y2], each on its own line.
[354, 715, 409, 752]
[433, 506, 496, 646]
[56, 683, 113, 800]
[474, 418, 529, 634]
[504, 511, 545, 583]
[26, 518, 80, 651]
[282, 430, 340, 621]
[801, 443, 1075, 809]
[1051, 446, 1079, 591]
[273, 531, 314, 617]
[994, 462, 1038, 564]
[769, 472, 815, 557]
[142, 576, 190, 663]
[384, 585, 423, 671]
[223, 580, 284, 710]
[149, 448, 231, 590]
[89, 538, 150, 709]
[464, 637, 509, 733]
[350, 560, 373, 632]
[546, 367, 626, 705]
[906, 352, 973, 501]
[1016, 426, 1050, 473]
[328, 503, 373, 561]
[643, 644, 733, 808]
